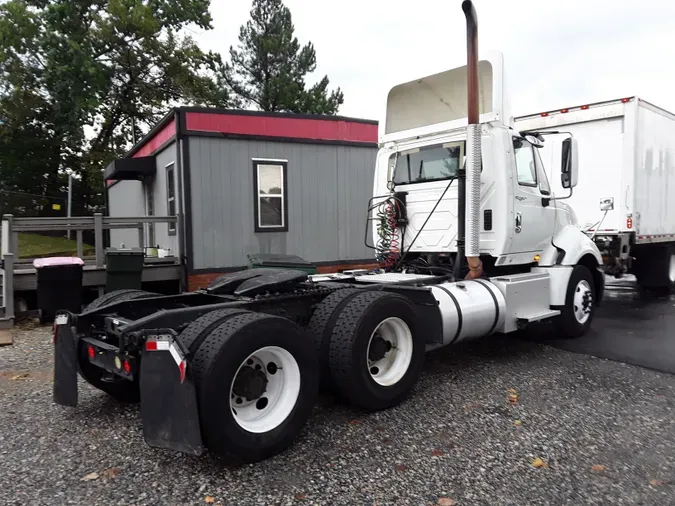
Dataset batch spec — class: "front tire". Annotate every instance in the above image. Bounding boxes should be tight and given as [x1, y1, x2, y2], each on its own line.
[192, 312, 319, 462]
[554, 265, 596, 338]
[328, 291, 424, 411]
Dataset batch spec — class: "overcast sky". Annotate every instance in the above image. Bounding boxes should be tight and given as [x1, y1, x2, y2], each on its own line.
[190, 0, 675, 130]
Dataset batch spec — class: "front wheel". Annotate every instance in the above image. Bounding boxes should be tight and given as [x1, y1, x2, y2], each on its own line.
[554, 265, 596, 338]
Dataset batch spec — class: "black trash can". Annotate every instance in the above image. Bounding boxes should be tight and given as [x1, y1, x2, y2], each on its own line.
[33, 256, 84, 324]
[105, 247, 145, 292]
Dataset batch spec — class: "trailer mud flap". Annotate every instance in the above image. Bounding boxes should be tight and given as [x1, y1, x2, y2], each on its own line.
[53, 312, 79, 407]
[140, 338, 203, 456]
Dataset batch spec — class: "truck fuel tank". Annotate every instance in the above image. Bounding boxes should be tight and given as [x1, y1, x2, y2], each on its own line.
[428, 279, 506, 346]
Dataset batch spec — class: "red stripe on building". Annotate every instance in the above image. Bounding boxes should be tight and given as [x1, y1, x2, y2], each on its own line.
[185, 112, 378, 144]
[132, 119, 176, 158]
[106, 119, 177, 186]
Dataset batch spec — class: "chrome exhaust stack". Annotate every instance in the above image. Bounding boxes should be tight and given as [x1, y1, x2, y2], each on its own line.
[461, 0, 483, 279]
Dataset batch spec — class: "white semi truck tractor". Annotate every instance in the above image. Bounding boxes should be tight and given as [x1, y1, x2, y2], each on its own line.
[52, 1, 605, 463]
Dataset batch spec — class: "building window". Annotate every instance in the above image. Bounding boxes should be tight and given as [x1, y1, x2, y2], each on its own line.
[253, 160, 288, 232]
[166, 162, 176, 236]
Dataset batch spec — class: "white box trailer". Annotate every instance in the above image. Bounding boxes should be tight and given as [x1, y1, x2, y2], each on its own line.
[514, 96, 675, 291]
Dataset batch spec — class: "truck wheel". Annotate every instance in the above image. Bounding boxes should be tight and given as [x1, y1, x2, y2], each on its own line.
[554, 264, 596, 338]
[328, 291, 424, 411]
[307, 288, 363, 391]
[192, 312, 319, 462]
[84, 289, 157, 312]
[177, 308, 250, 356]
[633, 243, 675, 293]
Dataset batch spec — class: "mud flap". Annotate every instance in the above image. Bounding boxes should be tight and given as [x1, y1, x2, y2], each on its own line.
[53, 312, 79, 407]
[139, 344, 204, 456]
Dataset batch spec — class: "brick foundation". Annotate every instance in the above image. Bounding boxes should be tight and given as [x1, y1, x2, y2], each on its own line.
[187, 261, 379, 292]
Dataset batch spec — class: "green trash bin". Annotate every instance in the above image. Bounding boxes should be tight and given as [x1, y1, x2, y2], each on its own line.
[105, 247, 145, 292]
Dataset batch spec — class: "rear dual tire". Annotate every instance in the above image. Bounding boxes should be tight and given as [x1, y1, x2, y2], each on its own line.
[311, 290, 425, 411]
[182, 310, 319, 463]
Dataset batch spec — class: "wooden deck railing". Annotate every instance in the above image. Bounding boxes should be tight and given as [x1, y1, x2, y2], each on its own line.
[0, 213, 178, 322]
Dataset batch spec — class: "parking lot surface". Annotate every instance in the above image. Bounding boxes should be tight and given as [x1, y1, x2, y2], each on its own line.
[1, 281, 674, 506]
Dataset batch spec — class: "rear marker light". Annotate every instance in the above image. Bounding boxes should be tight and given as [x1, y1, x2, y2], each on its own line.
[541, 112, 549, 117]
[561, 108, 569, 113]
[581, 105, 589, 110]
[621, 98, 630, 103]
[145, 336, 187, 384]
[178, 360, 186, 383]
[88, 345, 95, 359]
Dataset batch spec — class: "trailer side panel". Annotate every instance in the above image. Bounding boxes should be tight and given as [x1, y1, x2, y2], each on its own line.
[633, 100, 675, 242]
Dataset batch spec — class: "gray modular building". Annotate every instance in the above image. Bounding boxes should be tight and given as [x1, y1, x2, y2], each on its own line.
[105, 108, 380, 291]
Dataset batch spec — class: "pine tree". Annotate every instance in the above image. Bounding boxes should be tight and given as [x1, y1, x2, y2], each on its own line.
[226, 0, 344, 115]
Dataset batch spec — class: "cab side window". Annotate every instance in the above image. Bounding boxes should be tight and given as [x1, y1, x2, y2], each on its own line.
[533, 145, 551, 195]
[513, 138, 537, 187]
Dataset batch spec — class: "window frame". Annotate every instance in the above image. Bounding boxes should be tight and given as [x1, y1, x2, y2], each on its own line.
[252, 159, 289, 233]
[166, 162, 176, 236]
[512, 137, 538, 188]
[389, 140, 467, 186]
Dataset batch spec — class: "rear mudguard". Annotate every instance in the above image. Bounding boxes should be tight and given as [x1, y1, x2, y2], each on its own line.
[52, 312, 204, 456]
[53, 312, 79, 407]
[140, 335, 203, 456]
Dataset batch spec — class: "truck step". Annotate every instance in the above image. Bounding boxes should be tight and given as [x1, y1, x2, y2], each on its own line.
[516, 309, 561, 329]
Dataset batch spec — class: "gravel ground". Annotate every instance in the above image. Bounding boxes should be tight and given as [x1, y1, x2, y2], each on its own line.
[1, 319, 675, 506]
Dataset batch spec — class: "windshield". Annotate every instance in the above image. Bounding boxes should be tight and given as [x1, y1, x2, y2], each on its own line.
[390, 141, 465, 185]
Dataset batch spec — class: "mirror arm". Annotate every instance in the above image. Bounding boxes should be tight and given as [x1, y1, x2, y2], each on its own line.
[550, 187, 574, 201]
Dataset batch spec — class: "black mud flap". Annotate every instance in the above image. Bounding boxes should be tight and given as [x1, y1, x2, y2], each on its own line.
[53, 312, 79, 407]
[140, 348, 204, 456]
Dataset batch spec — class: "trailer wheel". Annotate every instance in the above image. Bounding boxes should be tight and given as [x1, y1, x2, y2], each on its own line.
[84, 289, 158, 312]
[307, 288, 363, 391]
[328, 291, 423, 411]
[554, 264, 596, 338]
[193, 312, 319, 462]
[633, 243, 675, 293]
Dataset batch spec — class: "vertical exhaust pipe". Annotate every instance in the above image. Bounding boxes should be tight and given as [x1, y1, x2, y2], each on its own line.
[461, 0, 483, 279]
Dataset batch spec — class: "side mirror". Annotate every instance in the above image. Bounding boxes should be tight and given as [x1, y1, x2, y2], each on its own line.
[561, 137, 578, 189]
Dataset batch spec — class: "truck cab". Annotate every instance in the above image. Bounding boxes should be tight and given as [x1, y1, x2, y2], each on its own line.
[370, 52, 603, 298]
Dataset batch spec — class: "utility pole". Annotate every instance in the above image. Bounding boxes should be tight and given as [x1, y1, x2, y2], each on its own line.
[66, 171, 73, 239]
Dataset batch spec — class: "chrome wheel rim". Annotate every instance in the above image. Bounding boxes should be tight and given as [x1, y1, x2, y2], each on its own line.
[366, 317, 413, 386]
[229, 346, 301, 433]
[573, 280, 593, 324]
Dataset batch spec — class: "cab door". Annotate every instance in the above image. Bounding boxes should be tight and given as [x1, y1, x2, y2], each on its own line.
[508, 136, 557, 255]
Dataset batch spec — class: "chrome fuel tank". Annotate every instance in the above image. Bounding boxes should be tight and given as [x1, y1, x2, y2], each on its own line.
[428, 279, 506, 346]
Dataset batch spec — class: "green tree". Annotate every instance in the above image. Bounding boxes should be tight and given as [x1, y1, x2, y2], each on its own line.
[226, 0, 344, 115]
[0, 0, 230, 216]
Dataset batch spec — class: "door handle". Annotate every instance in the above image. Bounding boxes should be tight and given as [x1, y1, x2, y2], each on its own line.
[515, 212, 522, 233]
